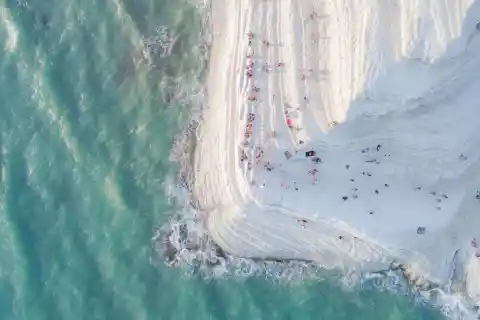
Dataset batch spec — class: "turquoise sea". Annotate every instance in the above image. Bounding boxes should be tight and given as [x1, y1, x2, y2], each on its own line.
[0, 0, 449, 319]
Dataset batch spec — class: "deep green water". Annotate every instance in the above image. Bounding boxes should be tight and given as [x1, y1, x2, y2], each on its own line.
[0, 0, 447, 319]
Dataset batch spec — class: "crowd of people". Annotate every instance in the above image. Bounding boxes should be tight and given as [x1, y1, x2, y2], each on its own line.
[236, 29, 480, 242]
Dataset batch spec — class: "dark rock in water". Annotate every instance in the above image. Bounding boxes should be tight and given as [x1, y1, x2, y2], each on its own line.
[164, 246, 177, 264]
[162, 231, 178, 263]
[41, 14, 50, 27]
[205, 257, 221, 268]
[179, 224, 188, 242]
[212, 243, 227, 259]
[185, 241, 200, 251]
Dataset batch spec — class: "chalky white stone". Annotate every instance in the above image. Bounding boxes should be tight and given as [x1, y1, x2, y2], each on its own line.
[194, 0, 480, 303]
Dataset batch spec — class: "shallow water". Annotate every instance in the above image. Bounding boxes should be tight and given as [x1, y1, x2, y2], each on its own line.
[0, 0, 447, 319]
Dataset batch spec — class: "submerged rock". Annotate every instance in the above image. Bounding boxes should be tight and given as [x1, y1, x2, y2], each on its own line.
[161, 231, 178, 265]
[212, 243, 227, 259]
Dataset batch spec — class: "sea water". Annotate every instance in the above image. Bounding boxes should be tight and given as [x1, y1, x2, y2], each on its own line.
[0, 0, 447, 319]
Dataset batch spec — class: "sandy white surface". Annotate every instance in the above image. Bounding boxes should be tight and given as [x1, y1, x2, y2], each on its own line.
[194, 0, 480, 297]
